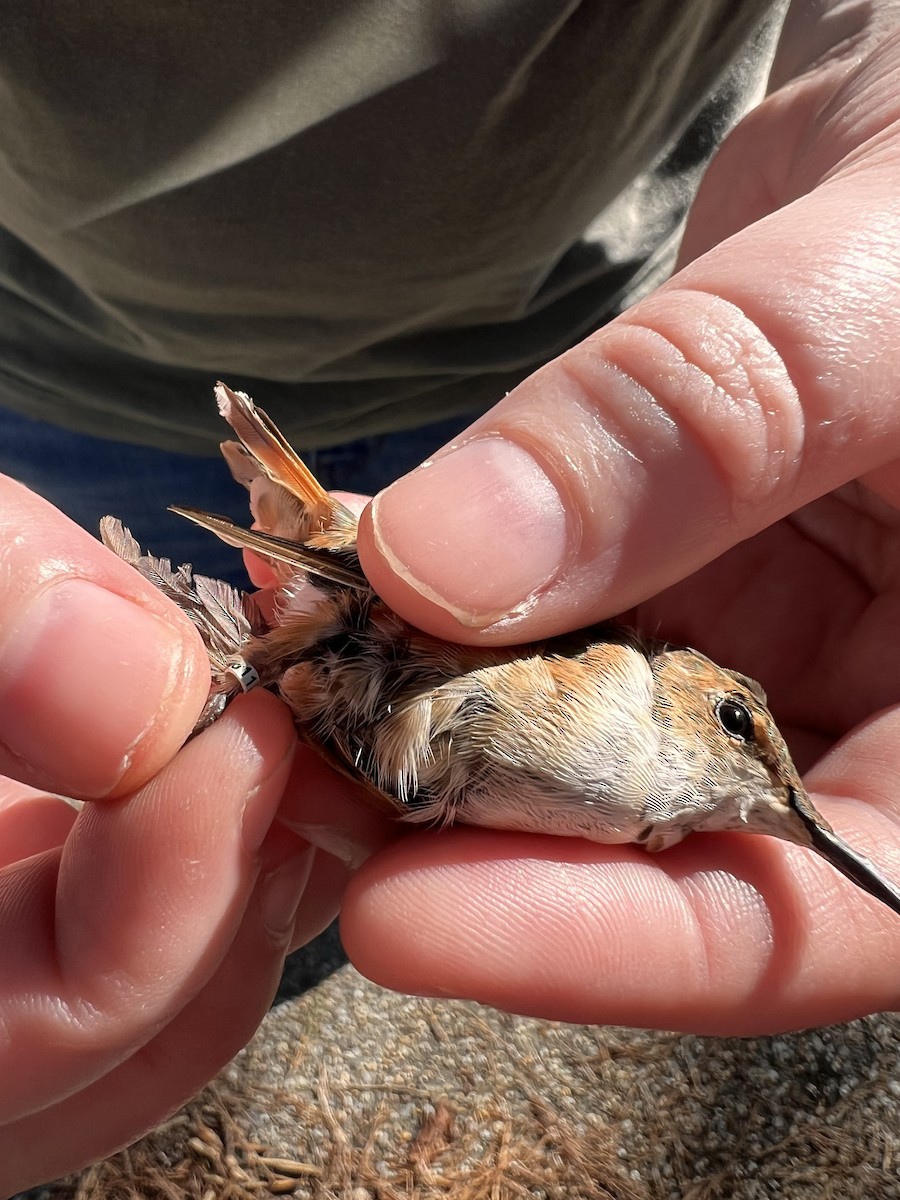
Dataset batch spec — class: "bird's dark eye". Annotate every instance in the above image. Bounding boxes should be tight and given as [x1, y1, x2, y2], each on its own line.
[716, 698, 755, 741]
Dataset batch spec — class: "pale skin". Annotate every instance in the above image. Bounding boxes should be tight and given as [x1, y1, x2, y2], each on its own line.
[3, 0, 900, 1191]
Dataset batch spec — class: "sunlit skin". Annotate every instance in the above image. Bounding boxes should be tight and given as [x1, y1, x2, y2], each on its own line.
[4, 4, 900, 1195]
[215, 393, 900, 1038]
[346, 19, 900, 1032]
[148, 387, 900, 930]
[340, 466, 900, 1044]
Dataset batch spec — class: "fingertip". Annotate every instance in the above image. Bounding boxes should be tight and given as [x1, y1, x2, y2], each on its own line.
[111, 615, 212, 797]
[287, 849, 354, 950]
[243, 547, 279, 588]
[342, 824, 900, 1035]
[0, 786, 78, 866]
[212, 686, 297, 766]
[357, 434, 573, 641]
[356, 504, 473, 641]
[277, 743, 397, 868]
[194, 689, 297, 858]
[0, 480, 214, 799]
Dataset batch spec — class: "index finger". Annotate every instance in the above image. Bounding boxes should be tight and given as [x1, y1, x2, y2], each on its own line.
[342, 709, 900, 1036]
[0, 689, 296, 1125]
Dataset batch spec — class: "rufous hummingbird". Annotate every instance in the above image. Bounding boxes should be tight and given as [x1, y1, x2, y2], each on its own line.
[100, 383, 900, 918]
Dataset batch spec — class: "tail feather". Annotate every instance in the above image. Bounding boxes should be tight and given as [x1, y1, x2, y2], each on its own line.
[99, 516, 267, 729]
[169, 507, 370, 592]
[215, 382, 357, 548]
[100, 383, 370, 731]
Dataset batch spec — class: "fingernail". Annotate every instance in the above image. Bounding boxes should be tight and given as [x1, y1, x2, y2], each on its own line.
[0, 578, 191, 798]
[290, 821, 374, 870]
[260, 845, 315, 939]
[370, 438, 570, 626]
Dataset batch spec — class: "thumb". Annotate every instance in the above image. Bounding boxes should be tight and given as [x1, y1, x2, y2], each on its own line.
[358, 145, 900, 645]
[0, 478, 211, 797]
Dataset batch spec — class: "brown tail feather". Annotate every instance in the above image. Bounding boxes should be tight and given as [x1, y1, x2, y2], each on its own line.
[169, 506, 370, 591]
[215, 382, 357, 546]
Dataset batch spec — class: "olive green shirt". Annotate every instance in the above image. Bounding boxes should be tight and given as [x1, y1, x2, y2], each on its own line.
[0, 1, 779, 453]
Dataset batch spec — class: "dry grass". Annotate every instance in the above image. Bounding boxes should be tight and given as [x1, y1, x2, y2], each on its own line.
[42, 1006, 900, 1200]
[50, 1074, 649, 1200]
[48, 1058, 900, 1200]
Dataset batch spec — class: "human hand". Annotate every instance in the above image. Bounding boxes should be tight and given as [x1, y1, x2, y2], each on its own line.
[345, 4, 900, 1036]
[0, 480, 390, 1195]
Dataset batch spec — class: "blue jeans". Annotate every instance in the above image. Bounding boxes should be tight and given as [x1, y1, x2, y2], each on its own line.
[0, 406, 472, 583]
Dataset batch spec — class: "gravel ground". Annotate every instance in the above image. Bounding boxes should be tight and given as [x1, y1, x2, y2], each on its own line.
[28, 923, 900, 1200]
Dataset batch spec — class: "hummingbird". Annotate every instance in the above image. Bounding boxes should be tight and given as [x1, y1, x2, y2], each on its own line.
[101, 383, 900, 918]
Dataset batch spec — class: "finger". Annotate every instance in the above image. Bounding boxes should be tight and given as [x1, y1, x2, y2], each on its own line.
[674, 6, 873, 267]
[0, 822, 313, 1195]
[273, 744, 399, 951]
[333, 491, 372, 517]
[357, 94, 900, 642]
[277, 746, 397, 871]
[342, 823, 900, 1037]
[0, 780, 78, 867]
[342, 708, 900, 1036]
[0, 689, 296, 1124]
[0, 477, 211, 798]
[288, 848, 355, 952]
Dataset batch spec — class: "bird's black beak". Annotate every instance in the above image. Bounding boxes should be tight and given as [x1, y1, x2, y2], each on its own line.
[788, 788, 900, 917]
